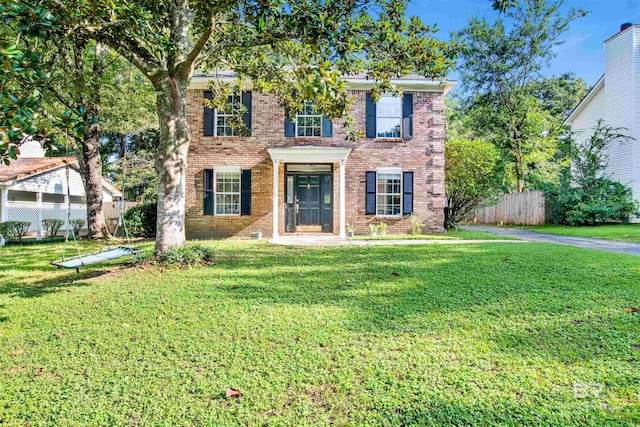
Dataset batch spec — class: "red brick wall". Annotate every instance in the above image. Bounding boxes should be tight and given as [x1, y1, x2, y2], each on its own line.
[185, 89, 445, 238]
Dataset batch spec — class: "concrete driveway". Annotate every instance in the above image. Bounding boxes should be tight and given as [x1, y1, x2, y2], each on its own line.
[463, 225, 640, 256]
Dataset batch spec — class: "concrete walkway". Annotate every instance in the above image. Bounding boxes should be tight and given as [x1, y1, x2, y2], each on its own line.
[463, 225, 640, 256]
[270, 236, 519, 247]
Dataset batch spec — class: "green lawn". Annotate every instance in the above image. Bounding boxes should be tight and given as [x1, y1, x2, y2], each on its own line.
[1, 240, 639, 426]
[515, 224, 640, 243]
[352, 228, 515, 241]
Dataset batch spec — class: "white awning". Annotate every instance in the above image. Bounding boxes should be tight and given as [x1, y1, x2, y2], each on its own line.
[267, 146, 352, 163]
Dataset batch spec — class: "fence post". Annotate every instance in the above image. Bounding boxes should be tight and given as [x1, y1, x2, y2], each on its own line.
[0, 189, 7, 222]
[36, 192, 43, 240]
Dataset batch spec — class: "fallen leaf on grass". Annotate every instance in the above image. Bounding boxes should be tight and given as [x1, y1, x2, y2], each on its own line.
[54, 332, 63, 339]
[226, 388, 243, 398]
[624, 307, 639, 313]
[35, 368, 44, 376]
[391, 272, 400, 277]
[122, 323, 130, 328]
[10, 349, 24, 356]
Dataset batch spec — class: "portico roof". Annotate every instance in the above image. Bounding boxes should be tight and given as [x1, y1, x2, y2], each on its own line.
[267, 146, 352, 163]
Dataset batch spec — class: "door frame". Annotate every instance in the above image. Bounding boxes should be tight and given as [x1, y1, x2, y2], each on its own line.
[285, 163, 333, 233]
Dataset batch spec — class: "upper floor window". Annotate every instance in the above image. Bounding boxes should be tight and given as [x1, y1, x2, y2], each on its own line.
[296, 102, 322, 137]
[376, 95, 402, 138]
[216, 95, 242, 137]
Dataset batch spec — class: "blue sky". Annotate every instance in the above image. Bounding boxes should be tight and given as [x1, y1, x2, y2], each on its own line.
[407, 0, 640, 87]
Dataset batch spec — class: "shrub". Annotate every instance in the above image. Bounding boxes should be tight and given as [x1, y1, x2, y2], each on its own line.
[124, 202, 157, 237]
[70, 218, 86, 236]
[159, 244, 216, 268]
[368, 224, 378, 236]
[410, 215, 425, 235]
[563, 180, 638, 225]
[42, 218, 64, 239]
[445, 138, 502, 229]
[377, 222, 388, 234]
[0, 221, 31, 242]
[545, 122, 639, 225]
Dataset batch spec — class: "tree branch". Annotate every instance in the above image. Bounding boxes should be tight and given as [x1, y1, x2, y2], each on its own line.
[178, 17, 214, 80]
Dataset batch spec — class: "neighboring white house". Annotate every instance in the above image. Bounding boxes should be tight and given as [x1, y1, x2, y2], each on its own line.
[0, 139, 121, 239]
[565, 23, 640, 206]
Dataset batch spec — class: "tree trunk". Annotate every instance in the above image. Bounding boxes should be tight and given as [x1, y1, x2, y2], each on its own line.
[75, 119, 107, 239]
[153, 75, 190, 254]
[514, 154, 525, 193]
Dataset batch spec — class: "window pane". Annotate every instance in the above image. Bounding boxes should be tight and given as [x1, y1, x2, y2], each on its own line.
[376, 172, 402, 217]
[377, 118, 401, 138]
[377, 96, 402, 117]
[215, 170, 241, 215]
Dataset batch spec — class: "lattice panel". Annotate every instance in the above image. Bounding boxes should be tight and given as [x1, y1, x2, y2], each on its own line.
[6, 202, 86, 233]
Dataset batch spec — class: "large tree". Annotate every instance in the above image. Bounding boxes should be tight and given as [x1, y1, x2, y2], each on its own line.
[3, 5, 156, 238]
[7, 0, 458, 253]
[455, 0, 585, 192]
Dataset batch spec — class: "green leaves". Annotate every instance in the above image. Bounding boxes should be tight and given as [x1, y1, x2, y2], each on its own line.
[445, 138, 503, 228]
[455, 0, 585, 192]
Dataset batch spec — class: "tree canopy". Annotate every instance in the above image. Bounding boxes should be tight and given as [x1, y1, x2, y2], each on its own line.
[454, 0, 585, 192]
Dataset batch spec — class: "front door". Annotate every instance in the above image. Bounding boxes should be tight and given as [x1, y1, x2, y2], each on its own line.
[296, 175, 322, 232]
[284, 164, 333, 233]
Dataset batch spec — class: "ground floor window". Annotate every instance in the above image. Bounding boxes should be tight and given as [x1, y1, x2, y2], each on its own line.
[377, 169, 402, 216]
[215, 168, 241, 215]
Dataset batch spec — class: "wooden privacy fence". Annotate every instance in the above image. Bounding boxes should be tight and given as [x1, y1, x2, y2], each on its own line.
[102, 201, 141, 234]
[471, 191, 546, 225]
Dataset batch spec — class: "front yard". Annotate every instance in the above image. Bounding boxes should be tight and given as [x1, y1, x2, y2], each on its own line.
[1, 240, 639, 425]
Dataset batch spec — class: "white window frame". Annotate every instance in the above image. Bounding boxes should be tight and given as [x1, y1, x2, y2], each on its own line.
[214, 166, 241, 216]
[376, 167, 403, 218]
[376, 94, 403, 139]
[214, 95, 242, 137]
[295, 101, 323, 138]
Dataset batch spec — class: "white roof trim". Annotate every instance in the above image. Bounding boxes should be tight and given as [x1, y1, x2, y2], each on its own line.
[268, 146, 352, 163]
[189, 75, 456, 94]
[564, 75, 605, 125]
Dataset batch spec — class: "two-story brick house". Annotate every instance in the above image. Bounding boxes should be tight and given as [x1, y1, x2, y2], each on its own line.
[185, 73, 454, 239]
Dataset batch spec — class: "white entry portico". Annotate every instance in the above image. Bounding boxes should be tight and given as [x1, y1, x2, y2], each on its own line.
[267, 146, 352, 240]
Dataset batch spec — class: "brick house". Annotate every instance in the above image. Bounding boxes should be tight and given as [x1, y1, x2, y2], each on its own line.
[185, 73, 455, 239]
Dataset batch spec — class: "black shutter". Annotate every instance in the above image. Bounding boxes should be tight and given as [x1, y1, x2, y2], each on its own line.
[241, 91, 252, 136]
[241, 169, 251, 216]
[285, 116, 296, 137]
[204, 91, 214, 136]
[365, 171, 376, 215]
[204, 169, 214, 215]
[366, 92, 376, 138]
[402, 94, 413, 140]
[322, 117, 333, 137]
[403, 171, 413, 215]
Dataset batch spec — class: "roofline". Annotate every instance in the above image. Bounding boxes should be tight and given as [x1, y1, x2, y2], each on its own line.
[0, 157, 78, 184]
[0, 158, 123, 198]
[189, 74, 457, 94]
[604, 23, 639, 44]
[564, 75, 605, 125]
[102, 178, 123, 197]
